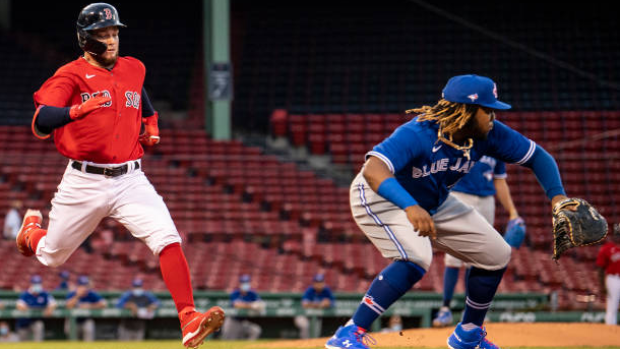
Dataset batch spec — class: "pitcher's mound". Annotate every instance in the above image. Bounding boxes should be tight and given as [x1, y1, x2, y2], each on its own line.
[256, 323, 620, 348]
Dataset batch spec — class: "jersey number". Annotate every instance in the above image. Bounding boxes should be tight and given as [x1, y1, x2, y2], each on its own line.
[125, 91, 140, 109]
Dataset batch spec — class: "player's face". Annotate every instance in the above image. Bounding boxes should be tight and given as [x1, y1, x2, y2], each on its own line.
[91, 26, 120, 66]
[469, 106, 496, 140]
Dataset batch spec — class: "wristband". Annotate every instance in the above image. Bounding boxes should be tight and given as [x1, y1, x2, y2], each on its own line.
[377, 177, 418, 209]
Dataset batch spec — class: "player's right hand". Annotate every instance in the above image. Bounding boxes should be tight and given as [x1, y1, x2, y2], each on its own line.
[405, 205, 436, 239]
[69, 95, 112, 120]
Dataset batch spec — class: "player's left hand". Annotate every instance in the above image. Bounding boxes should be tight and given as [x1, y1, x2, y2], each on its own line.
[551, 197, 608, 260]
[405, 205, 436, 239]
[504, 217, 526, 248]
[139, 112, 160, 146]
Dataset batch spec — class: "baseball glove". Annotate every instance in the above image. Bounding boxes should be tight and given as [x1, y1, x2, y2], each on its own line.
[552, 198, 608, 260]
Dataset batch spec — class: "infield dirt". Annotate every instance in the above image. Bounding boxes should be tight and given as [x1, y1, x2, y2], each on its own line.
[254, 323, 620, 348]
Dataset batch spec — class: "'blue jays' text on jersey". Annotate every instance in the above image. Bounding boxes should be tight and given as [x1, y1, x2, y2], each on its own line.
[452, 156, 506, 197]
[367, 118, 535, 214]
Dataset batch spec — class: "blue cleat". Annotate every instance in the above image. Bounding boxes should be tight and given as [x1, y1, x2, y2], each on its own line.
[448, 322, 500, 349]
[325, 324, 376, 349]
[432, 306, 453, 327]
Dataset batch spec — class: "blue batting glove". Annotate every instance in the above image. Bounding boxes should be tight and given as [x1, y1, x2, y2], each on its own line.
[504, 217, 526, 248]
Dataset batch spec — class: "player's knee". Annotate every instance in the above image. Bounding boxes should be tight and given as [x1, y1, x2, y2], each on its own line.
[45, 255, 70, 268]
[498, 241, 512, 266]
[444, 253, 463, 268]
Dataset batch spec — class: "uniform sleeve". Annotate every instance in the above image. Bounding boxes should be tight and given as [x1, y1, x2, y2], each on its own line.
[494, 160, 507, 179]
[301, 287, 313, 302]
[141, 87, 155, 117]
[367, 124, 423, 174]
[33, 74, 77, 108]
[116, 292, 131, 308]
[16, 293, 27, 307]
[146, 292, 160, 306]
[230, 291, 240, 305]
[88, 291, 104, 303]
[596, 244, 610, 268]
[485, 121, 537, 165]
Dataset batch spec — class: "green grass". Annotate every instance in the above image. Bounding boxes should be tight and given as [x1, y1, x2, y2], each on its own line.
[1, 342, 619, 349]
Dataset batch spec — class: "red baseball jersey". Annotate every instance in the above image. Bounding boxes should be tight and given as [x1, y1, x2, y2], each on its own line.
[596, 241, 620, 276]
[33, 56, 147, 164]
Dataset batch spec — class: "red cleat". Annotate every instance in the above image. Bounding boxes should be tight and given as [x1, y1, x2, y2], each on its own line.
[180, 306, 225, 348]
[15, 209, 42, 257]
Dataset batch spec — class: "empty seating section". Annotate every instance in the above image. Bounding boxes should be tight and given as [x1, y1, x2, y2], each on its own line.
[233, 1, 620, 132]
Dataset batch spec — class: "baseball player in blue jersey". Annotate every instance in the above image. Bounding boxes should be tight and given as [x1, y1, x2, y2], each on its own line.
[433, 157, 525, 327]
[325, 74, 568, 349]
[16, 275, 57, 341]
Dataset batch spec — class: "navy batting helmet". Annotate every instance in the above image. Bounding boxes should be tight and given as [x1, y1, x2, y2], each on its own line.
[77, 3, 126, 55]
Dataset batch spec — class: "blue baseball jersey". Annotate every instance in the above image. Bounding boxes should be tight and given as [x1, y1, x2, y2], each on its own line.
[116, 291, 160, 309]
[302, 286, 335, 306]
[368, 118, 535, 214]
[230, 289, 261, 320]
[230, 289, 261, 305]
[452, 156, 506, 197]
[67, 290, 104, 323]
[16, 291, 56, 328]
[67, 290, 104, 304]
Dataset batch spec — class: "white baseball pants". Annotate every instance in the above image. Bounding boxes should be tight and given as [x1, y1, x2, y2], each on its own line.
[349, 172, 511, 272]
[35, 160, 182, 267]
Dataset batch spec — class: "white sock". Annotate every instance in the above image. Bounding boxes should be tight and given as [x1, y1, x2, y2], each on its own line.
[461, 323, 480, 331]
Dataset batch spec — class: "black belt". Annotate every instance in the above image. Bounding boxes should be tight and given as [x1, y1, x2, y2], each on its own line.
[71, 161, 139, 177]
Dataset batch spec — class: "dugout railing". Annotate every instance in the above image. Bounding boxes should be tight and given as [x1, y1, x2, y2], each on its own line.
[0, 291, 550, 340]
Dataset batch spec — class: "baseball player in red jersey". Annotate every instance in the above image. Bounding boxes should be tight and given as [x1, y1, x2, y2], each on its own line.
[16, 3, 223, 347]
[596, 228, 620, 325]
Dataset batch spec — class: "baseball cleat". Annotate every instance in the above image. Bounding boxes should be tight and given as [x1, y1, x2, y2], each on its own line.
[432, 306, 453, 327]
[16, 209, 43, 257]
[448, 322, 500, 349]
[181, 306, 225, 348]
[325, 324, 376, 349]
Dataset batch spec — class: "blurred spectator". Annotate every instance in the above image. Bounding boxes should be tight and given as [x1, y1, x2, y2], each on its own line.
[116, 278, 160, 340]
[56, 270, 73, 291]
[65, 275, 106, 341]
[0, 321, 19, 343]
[294, 273, 334, 338]
[381, 314, 403, 333]
[596, 228, 620, 325]
[15, 275, 57, 341]
[3, 200, 22, 240]
[221, 274, 263, 340]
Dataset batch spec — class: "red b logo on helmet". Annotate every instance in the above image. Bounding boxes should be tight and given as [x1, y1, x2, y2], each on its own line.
[104, 8, 113, 20]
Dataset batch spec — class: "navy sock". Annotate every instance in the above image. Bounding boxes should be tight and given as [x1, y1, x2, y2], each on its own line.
[463, 267, 472, 297]
[462, 267, 506, 326]
[442, 267, 459, 308]
[352, 260, 425, 330]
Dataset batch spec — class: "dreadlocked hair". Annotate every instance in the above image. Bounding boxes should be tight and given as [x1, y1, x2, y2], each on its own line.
[405, 99, 479, 136]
